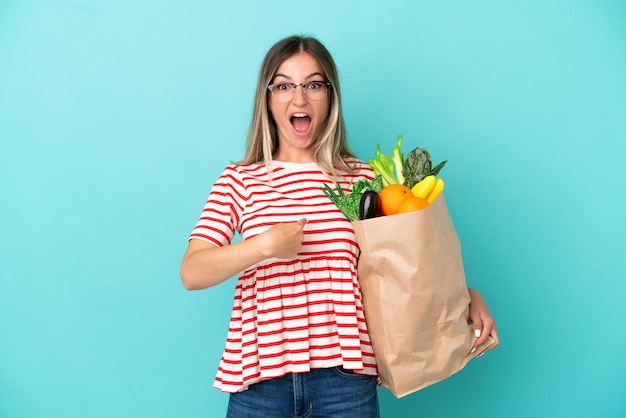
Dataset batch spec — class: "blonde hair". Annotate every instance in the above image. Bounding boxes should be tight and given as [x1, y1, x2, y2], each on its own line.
[240, 35, 356, 178]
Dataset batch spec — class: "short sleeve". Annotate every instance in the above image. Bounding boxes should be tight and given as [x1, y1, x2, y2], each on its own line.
[189, 165, 248, 246]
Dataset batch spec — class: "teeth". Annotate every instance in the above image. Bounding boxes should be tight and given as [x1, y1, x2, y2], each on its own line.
[293, 113, 307, 117]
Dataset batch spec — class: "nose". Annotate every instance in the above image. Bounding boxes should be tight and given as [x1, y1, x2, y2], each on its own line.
[291, 84, 308, 104]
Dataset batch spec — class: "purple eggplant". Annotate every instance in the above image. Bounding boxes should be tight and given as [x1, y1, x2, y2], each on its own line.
[358, 190, 380, 220]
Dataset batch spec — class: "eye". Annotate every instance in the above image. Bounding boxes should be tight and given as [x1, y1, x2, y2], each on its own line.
[275, 83, 293, 92]
[305, 82, 324, 90]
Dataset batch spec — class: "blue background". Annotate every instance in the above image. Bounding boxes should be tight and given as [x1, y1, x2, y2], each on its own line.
[1, 1, 625, 417]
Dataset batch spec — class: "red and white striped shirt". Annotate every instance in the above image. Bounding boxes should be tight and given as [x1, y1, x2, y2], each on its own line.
[190, 159, 378, 392]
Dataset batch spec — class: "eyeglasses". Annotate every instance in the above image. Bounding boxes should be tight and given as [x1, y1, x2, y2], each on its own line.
[267, 81, 332, 102]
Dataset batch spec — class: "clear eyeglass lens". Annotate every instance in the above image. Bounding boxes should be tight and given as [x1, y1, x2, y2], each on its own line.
[270, 82, 329, 101]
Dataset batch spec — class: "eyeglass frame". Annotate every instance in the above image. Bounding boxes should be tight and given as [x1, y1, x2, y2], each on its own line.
[267, 81, 332, 101]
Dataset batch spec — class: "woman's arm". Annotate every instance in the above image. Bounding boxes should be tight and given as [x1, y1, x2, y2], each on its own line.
[180, 218, 307, 290]
[468, 288, 500, 354]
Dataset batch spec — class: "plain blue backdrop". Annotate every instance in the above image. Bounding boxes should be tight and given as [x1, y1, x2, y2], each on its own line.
[1, 1, 625, 417]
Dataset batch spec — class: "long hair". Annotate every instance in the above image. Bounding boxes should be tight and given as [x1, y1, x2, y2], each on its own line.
[240, 35, 356, 178]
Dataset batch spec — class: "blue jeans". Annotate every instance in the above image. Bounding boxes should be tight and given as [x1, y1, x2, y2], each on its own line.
[226, 367, 379, 418]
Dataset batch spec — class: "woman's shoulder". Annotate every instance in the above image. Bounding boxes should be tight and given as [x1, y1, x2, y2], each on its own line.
[220, 162, 267, 176]
[217, 162, 285, 185]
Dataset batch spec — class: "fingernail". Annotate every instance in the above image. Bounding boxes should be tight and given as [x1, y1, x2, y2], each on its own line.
[470, 347, 477, 354]
[478, 352, 485, 358]
[474, 329, 481, 338]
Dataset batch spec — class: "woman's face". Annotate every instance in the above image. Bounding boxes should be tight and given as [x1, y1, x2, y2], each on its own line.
[269, 52, 330, 162]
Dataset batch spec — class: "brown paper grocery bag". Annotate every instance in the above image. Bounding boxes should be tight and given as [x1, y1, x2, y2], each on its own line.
[353, 195, 495, 398]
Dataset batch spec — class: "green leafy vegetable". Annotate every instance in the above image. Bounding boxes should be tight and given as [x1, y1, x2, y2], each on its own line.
[370, 175, 384, 193]
[403, 147, 447, 189]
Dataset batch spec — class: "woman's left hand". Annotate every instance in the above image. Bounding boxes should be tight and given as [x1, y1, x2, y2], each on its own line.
[468, 288, 500, 355]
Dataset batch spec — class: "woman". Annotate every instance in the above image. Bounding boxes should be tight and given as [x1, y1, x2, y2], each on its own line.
[180, 35, 499, 418]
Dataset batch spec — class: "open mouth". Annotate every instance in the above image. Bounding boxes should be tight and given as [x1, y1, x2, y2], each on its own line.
[290, 113, 312, 134]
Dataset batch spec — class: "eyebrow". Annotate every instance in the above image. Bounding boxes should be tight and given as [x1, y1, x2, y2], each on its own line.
[272, 71, 325, 81]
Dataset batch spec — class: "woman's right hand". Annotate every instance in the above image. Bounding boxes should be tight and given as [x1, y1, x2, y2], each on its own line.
[257, 218, 307, 259]
[180, 218, 307, 290]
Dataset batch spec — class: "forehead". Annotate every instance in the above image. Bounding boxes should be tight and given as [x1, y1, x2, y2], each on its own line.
[274, 52, 324, 78]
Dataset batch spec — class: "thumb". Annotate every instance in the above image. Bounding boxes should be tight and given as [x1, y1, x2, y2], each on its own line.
[296, 218, 308, 227]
